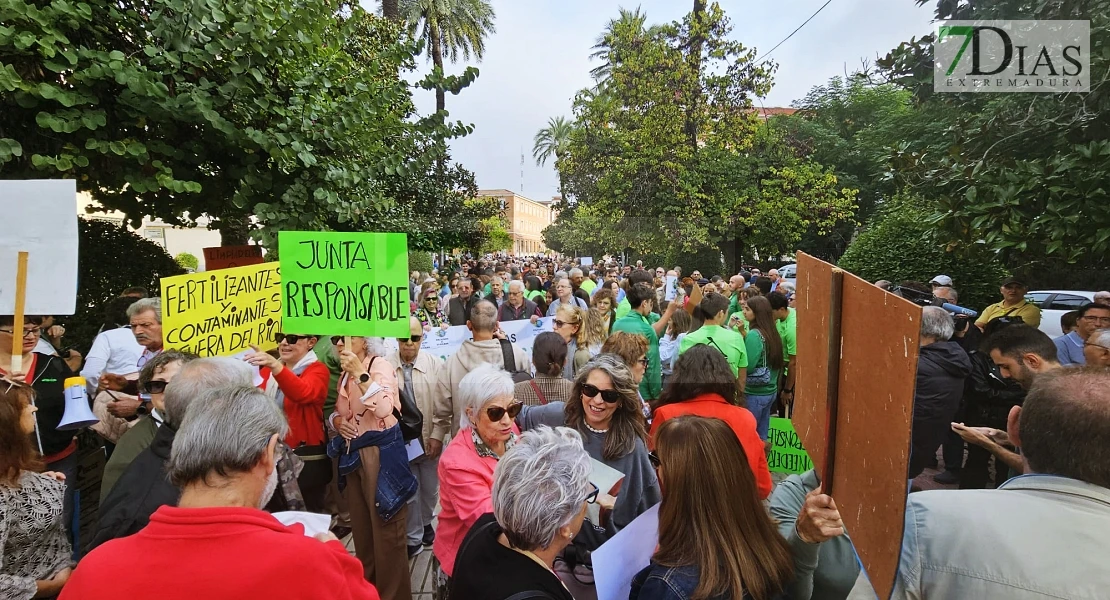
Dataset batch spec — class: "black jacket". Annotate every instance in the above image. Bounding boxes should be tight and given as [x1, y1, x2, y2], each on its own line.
[89, 423, 179, 551]
[963, 350, 1025, 428]
[449, 513, 573, 600]
[447, 294, 479, 326]
[497, 299, 540, 322]
[29, 352, 77, 456]
[910, 341, 972, 478]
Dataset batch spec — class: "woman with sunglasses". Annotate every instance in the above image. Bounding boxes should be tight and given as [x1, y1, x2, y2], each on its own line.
[633, 416, 793, 600]
[651, 345, 773, 499]
[435, 364, 522, 583]
[415, 287, 450, 331]
[326, 335, 415, 600]
[449, 426, 592, 600]
[515, 354, 660, 597]
[245, 333, 329, 511]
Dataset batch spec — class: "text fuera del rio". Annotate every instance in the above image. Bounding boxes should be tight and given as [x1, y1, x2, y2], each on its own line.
[283, 239, 407, 323]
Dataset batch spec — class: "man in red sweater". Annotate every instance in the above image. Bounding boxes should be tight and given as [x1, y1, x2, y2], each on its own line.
[61, 386, 379, 600]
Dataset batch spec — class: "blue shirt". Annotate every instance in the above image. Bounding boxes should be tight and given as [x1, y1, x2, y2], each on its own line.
[1053, 331, 1086, 366]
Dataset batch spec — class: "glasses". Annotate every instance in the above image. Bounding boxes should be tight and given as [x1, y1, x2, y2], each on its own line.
[581, 383, 621, 403]
[397, 335, 423, 343]
[144, 380, 169, 394]
[0, 327, 41, 338]
[585, 482, 599, 504]
[637, 357, 649, 367]
[1085, 342, 1110, 351]
[275, 333, 307, 345]
[424, 297, 438, 302]
[1081, 315, 1110, 325]
[553, 319, 579, 329]
[648, 451, 661, 468]
[485, 401, 523, 421]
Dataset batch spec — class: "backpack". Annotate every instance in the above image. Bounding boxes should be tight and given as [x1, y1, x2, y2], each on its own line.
[500, 339, 533, 384]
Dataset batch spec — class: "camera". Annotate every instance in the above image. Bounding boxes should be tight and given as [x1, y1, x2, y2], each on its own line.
[890, 285, 979, 322]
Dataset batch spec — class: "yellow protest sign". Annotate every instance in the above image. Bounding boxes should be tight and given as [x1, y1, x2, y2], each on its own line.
[160, 262, 282, 357]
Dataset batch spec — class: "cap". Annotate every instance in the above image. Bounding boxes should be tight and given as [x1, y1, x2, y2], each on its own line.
[1001, 276, 1026, 287]
[697, 278, 710, 286]
[929, 275, 953, 286]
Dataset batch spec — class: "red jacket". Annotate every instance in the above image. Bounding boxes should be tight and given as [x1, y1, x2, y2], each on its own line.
[60, 506, 380, 600]
[649, 393, 773, 499]
[273, 361, 329, 447]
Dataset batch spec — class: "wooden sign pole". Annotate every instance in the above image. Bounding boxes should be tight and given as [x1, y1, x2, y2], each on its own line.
[822, 268, 844, 495]
[11, 252, 28, 374]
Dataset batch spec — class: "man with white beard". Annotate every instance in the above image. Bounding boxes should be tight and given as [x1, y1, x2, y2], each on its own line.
[65, 384, 381, 600]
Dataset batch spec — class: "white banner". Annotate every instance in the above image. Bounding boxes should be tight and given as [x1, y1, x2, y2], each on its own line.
[417, 317, 555, 364]
[0, 180, 78, 315]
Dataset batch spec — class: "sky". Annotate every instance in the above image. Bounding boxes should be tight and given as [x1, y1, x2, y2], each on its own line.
[403, 0, 936, 204]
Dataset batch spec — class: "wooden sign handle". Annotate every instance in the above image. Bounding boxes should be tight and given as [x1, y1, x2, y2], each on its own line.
[822, 268, 844, 495]
[11, 251, 28, 374]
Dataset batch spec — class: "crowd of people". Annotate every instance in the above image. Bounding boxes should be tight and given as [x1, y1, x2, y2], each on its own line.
[0, 255, 1108, 600]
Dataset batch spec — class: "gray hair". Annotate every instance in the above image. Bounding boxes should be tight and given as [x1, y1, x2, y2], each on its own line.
[492, 426, 591, 552]
[127, 297, 162, 323]
[921, 306, 955, 342]
[167, 386, 289, 488]
[457, 363, 515, 429]
[554, 270, 568, 280]
[362, 337, 388, 357]
[935, 286, 959, 304]
[777, 282, 796, 294]
[163, 357, 253, 428]
[569, 268, 583, 278]
[508, 280, 525, 293]
[1089, 328, 1110, 349]
[468, 300, 498, 333]
[138, 350, 196, 392]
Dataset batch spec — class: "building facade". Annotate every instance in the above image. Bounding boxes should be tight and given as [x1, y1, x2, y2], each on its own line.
[477, 189, 554, 255]
[77, 193, 223, 270]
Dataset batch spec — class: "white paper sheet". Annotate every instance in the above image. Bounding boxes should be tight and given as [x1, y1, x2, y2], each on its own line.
[229, 349, 264, 386]
[0, 180, 78, 314]
[406, 438, 424, 461]
[589, 458, 625, 527]
[272, 511, 331, 537]
[581, 256, 593, 267]
[664, 275, 678, 301]
[592, 503, 660, 600]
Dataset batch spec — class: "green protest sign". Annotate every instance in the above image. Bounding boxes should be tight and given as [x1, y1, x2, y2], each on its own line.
[278, 231, 410, 337]
[768, 417, 815, 475]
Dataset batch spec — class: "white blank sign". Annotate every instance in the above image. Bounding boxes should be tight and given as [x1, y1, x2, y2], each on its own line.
[0, 180, 79, 315]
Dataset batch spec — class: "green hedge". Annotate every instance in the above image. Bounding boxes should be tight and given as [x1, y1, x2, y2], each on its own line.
[837, 197, 1008, 312]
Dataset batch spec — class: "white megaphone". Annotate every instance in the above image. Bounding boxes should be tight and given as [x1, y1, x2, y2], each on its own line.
[58, 377, 99, 430]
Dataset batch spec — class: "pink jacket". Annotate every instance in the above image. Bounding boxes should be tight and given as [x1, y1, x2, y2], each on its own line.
[433, 425, 517, 577]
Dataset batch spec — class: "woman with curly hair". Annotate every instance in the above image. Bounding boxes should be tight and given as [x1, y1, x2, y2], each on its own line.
[590, 288, 618, 334]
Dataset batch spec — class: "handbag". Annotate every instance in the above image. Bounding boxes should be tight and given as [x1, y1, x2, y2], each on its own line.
[529, 380, 549, 405]
[500, 339, 533, 384]
[746, 331, 772, 387]
[382, 356, 424, 443]
[293, 433, 332, 489]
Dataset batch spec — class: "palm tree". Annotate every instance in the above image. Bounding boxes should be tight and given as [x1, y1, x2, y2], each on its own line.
[381, 0, 399, 20]
[589, 7, 654, 85]
[533, 116, 575, 202]
[401, 0, 496, 113]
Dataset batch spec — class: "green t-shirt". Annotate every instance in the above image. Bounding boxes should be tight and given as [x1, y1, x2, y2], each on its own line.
[524, 289, 545, 303]
[612, 311, 662, 400]
[777, 308, 797, 361]
[580, 279, 597, 295]
[679, 324, 748, 376]
[483, 282, 510, 296]
[744, 329, 780, 396]
[726, 310, 748, 335]
[615, 298, 632, 319]
[314, 342, 343, 418]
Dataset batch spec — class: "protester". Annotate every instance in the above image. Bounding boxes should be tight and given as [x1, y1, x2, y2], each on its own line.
[985, 324, 1061, 390]
[434, 364, 520, 579]
[659, 309, 691, 387]
[568, 268, 591, 305]
[769, 469, 859, 600]
[768, 292, 797, 414]
[447, 277, 480, 326]
[91, 357, 254, 551]
[928, 275, 953, 290]
[1084, 328, 1110, 367]
[612, 282, 680, 402]
[434, 301, 529, 441]
[485, 276, 507, 308]
[600, 332, 650, 418]
[650, 346, 772, 498]
[1054, 302, 1110, 365]
[449, 426, 589, 600]
[892, 367, 1110, 598]
[1096, 290, 1110, 305]
[1060, 310, 1079, 335]
[498, 280, 541, 322]
[573, 307, 609, 374]
[65, 386, 381, 600]
[547, 277, 589, 317]
[524, 275, 546, 306]
[908, 307, 971, 481]
[80, 295, 144, 398]
[590, 288, 617, 334]
[632, 416, 793, 600]
[245, 333, 329, 511]
[100, 351, 194, 500]
[680, 292, 748, 384]
[0, 385, 74, 599]
[517, 354, 660, 594]
[552, 303, 584, 380]
[415, 287, 449, 330]
[128, 297, 165, 367]
[742, 295, 785, 441]
[515, 332, 575, 407]
[388, 318, 444, 556]
[974, 276, 1041, 329]
[0, 315, 78, 541]
[328, 336, 415, 598]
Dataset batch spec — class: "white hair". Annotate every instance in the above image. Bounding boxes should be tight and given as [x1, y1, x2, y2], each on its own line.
[935, 286, 959, 304]
[362, 337, 388, 357]
[1089, 328, 1110, 349]
[921, 306, 955, 342]
[492, 426, 591, 552]
[127, 297, 162, 323]
[163, 357, 253, 428]
[457, 363, 515, 429]
[569, 268, 583, 278]
[508, 280, 525, 293]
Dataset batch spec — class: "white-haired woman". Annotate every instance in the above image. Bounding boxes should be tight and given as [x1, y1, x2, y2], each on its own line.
[434, 364, 522, 581]
[326, 336, 416, 600]
[450, 427, 592, 600]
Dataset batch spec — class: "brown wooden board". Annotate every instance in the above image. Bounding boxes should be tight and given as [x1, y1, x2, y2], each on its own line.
[793, 252, 832, 477]
[202, 245, 264, 271]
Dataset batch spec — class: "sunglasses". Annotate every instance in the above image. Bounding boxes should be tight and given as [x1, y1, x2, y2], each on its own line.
[398, 335, 423, 343]
[648, 451, 661, 468]
[424, 297, 438, 302]
[144, 380, 169, 394]
[585, 482, 599, 504]
[553, 319, 580, 329]
[581, 383, 621, 404]
[485, 401, 524, 421]
[275, 333, 308, 344]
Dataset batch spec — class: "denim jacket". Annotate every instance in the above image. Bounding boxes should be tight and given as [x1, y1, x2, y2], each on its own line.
[326, 424, 417, 521]
[630, 564, 731, 600]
